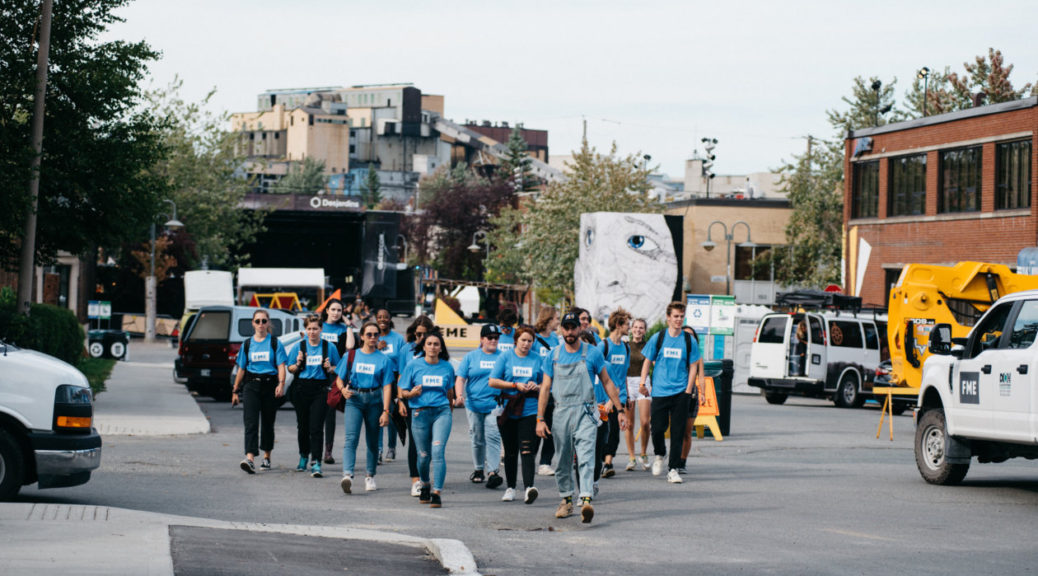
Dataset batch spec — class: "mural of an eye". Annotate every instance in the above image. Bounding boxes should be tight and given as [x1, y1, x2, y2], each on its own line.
[585, 228, 595, 247]
[627, 234, 659, 252]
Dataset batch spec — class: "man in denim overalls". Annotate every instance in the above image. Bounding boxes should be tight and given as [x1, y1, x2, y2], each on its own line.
[537, 312, 628, 524]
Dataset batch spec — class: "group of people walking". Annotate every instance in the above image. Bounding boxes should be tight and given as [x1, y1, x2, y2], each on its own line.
[233, 300, 702, 524]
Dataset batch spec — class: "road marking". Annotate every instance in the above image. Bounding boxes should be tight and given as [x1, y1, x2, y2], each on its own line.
[822, 528, 897, 542]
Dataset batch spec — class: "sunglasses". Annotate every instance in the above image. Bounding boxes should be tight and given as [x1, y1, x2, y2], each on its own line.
[253, 318, 268, 324]
[363, 332, 379, 337]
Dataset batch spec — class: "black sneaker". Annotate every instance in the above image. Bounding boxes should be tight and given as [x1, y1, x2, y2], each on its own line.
[259, 458, 271, 471]
[419, 483, 431, 504]
[470, 470, 485, 484]
[485, 472, 503, 490]
[240, 459, 255, 474]
[602, 463, 615, 478]
[429, 493, 442, 508]
[377, 451, 383, 465]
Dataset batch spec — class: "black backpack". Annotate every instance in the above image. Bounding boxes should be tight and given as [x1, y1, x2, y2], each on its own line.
[242, 334, 280, 367]
[651, 331, 693, 366]
[603, 338, 630, 358]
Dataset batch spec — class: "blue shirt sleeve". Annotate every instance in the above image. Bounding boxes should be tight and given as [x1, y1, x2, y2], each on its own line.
[379, 356, 395, 388]
[587, 346, 606, 376]
[541, 352, 554, 380]
[274, 339, 288, 366]
[237, 344, 248, 369]
[457, 353, 471, 382]
[399, 362, 415, 392]
[643, 333, 658, 364]
[688, 337, 701, 365]
[286, 342, 301, 366]
[335, 354, 349, 380]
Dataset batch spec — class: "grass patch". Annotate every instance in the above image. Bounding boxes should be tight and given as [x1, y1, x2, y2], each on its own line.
[78, 357, 116, 396]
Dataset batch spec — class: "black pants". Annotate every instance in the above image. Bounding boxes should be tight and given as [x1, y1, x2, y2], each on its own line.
[538, 397, 555, 466]
[293, 378, 329, 461]
[593, 419, 608, 481]
[501, 414, 539, 489]
[243, 375, 278, 455]
[651, 391, 691, 471]
[323, 403, 336, 453]
[406, 408, 419, 478]
[604, 409, 620, 458]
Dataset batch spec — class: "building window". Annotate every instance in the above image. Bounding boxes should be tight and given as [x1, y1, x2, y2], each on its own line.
[996, 139, 1032, 210]
[852, 160, 879, 218]
[939, 146, 981, 213]
[888, 153, 927, 216]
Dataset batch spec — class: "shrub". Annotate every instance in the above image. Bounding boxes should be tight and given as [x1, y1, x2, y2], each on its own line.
[0, 288, 84, 365]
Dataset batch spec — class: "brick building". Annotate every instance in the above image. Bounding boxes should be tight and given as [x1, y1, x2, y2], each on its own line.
[844, 96, 1037, 307]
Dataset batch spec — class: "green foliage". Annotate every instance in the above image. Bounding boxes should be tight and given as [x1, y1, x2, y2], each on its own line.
[903, 48, 1034, 117]
[362, 168, 382, 209]
[0, 0, 166, 270]
[0, 288, 84, 365]
[272, 157, 327, 196]
[826, 76, 906, 132]
[77, 357, 115, 396]
[145, 78, 267, 270]
[487, 141, 661, 301]
[500, 125, 537, 194]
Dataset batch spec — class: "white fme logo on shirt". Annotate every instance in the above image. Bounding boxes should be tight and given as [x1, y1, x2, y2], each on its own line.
[611, 354, 625, 364]
[306, 355, 322, 366]
[422, 375, 444, 388]
[382, 344, 395, 354]
[513, 366, 532, 378]
[251, 351, 269, 362]
[355, 363, 375, 375]
[479, 360, 496, 369]
[321, 332, 338, 342]
[499, 343, 514, 351]
[663, 348, 682, 359]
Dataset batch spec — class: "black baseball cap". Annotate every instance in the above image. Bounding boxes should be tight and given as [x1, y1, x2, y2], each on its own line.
[560, 312, 580, 329]
[481, 324, 501, 338]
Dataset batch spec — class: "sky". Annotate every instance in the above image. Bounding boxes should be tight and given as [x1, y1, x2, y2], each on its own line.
[102, 0, 1038, 178]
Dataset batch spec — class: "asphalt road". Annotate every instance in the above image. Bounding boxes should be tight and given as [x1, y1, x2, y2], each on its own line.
[16, 344, 1038, 575]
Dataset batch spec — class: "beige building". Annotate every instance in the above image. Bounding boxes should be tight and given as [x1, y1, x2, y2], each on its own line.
[683, 157, 783, 200]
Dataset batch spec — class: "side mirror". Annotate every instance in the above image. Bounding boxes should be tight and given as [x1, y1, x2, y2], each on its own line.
[928, 323, 953, 355]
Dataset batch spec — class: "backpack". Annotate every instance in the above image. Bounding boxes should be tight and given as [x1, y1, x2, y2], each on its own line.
[651, 331, 693, 366]
[603, 339, 630, 358]
[298, 338, 330, 370]
[242, 333, 280, 368]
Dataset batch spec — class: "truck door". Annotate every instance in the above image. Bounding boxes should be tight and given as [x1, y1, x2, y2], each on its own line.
[953, 302, 1014, 438]
[806, 314, 827, 382]
[992, 300, 1037, 443]
[750, 315, 791, 379]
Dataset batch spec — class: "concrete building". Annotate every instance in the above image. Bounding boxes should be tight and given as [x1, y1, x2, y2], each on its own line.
[843, 96, 1037, 307]
[683, 155, 783, 200]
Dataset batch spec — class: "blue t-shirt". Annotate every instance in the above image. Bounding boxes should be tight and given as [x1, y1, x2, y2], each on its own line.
[457, 348, 503, 413]
[237, 335, 288, 375]
[596, 339, 630, 404]
[321, 322, 348, 346]
[491, 350, 544, 419]
[336, 349, 396, 389]
[641, 330, 700, 397]
[286, 339, 342, 381]
[399, 358, 455, 409]
[497, 328, 516, 354]
[533, 332, 559, 358]
[378, 331, 408, 374]
[542, 342, 607, 384]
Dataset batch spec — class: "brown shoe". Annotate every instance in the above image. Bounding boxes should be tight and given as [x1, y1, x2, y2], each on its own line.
[555, 499, 573, 518]
[580, 498, 594, 524]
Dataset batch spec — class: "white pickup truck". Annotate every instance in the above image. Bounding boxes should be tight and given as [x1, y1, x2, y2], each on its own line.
[915, 290, 1038, 485]
[0, 341, 102, 499]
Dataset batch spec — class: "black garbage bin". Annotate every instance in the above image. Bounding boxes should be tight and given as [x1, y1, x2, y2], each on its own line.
[87, 329, 129, 360]
[702, 359, 734, 437]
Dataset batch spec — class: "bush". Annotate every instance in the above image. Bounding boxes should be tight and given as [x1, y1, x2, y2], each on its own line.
[0, 287, 84, 365]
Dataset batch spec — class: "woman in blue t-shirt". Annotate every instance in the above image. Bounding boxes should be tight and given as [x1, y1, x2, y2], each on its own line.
[595, 308, 632, 481]
[400, 315, 434, 497]
[399, 330, 455, 508]
[286, 314, 341, 478]
[319, 299, 353, 465]
[489, 326, 544, 505]
[232, 308, 288, 474]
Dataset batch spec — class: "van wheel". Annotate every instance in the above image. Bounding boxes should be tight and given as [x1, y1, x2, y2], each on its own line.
[764, 391, 788, 405]
[0, 429, 25, 501]
[915, 408, 969, 485]
[834, 372, 864, 408]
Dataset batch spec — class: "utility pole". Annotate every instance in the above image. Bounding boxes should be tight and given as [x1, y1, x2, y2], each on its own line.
[17, 0, 54, 316]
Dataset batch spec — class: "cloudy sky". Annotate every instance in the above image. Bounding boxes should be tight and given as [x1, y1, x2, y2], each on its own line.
[104, 0, 1038, 178]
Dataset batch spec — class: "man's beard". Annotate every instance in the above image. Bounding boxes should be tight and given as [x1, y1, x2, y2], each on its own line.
[564, 334, 578, 344]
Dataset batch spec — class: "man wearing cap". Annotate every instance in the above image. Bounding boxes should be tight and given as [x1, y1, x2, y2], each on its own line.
[536, 311, 627, 524]
[454, 324, 505, 489]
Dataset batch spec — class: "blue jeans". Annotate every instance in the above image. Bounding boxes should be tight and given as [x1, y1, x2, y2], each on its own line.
[342, 389, 382, 478]
[411, 405, 452, 492]
[466, 408, 501, 474]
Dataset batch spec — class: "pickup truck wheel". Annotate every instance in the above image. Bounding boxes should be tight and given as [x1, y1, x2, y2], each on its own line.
[834, 372, 864, 408]
[764, 391, 788, 405]
[0, 429, 25, 501]
[915, 408, 969, 485]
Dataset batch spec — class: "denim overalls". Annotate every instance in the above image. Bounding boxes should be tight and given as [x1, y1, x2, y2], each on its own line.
[550, 343, 599, 499]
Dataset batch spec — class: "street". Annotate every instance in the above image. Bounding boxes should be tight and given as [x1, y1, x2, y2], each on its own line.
[12, 343, 1038, 575]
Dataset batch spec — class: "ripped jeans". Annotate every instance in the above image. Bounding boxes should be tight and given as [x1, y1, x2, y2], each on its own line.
[411, 405, 453, 492]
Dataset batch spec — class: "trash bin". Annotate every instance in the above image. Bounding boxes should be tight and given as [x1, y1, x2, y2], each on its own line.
[87, 329, 129, 361]
[703, 359, 734, 437]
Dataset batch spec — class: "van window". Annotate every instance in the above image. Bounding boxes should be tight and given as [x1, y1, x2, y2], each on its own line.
[1008, 300, 1038, 349]
[239, 318, 284, 338]
[829, 320, 863, 348]
[757, 317, 787, 344]
[808, 316, 824, 344]
[187, 310, 230, 341]
[863, 322, 879, 350]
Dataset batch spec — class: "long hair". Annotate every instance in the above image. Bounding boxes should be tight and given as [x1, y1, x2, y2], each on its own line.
[416, 330, 450, 361]
[321, 298, 345, 325]
[406, 315, 436, 343]
[534, 305, 557, 333]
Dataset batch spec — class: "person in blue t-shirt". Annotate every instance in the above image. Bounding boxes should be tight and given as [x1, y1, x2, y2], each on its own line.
[575, 307, 602, 344]
[532, 306, 560, 475]
[536, 311, 627, 524]
[638, 302, 701, 484]
[286, 314, 341, 478]
[375, 309, 406, 464]
[399, 331, 455, 508]
[333, 321, 395, 495]
[454, 324, 504, 489]
[496, 307, 518, 354]
[232, 309, 289, 474]
[489, 326, 544, 504]
[319, 298, 354, 466]
[399, 315, 434, 497]
[595, 308, 632, 481]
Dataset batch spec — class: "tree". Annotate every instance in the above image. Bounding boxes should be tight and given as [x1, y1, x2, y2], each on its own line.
[487, 141, 660, 301]
[499, 125, 537, 195]
[826, 76, 905, 131]
[1, 0, 166, 270]
[362, 168, 382, 209]
[271, 156, 326, 195]
[145, 79, 266, 270]
[904, 48, 1034, 117]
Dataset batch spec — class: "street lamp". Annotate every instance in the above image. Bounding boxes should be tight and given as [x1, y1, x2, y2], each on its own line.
[917, 66, 931, 116]
[701, 220, 755, 296]
[468, 230, 489, 260]
[146, 199, 184, 343]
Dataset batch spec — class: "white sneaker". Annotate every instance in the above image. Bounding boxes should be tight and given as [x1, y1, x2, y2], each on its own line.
[365, 476, 377, 491]
[667, 468, 683, 484]
[502, 487, 516, 502]
[524, 486, 539, 504]
[639, 455, 650, 470]
[537, 464, 555, 476]
[625, 458, 636, 471]
[411, 479, 422, 497]
[651, 455, 665, 476]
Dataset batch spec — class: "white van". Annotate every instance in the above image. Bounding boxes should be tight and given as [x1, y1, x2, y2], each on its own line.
[748, 311, 887, 407]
